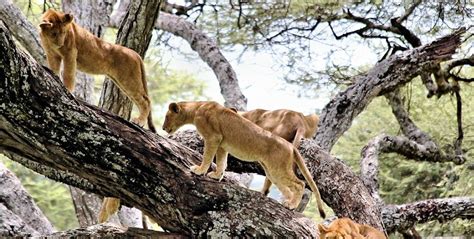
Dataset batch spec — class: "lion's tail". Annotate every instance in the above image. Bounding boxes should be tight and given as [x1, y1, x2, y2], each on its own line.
[98, 197, 121, 223]
[140, 60, 156, 133]
[293, 148, 326, 218]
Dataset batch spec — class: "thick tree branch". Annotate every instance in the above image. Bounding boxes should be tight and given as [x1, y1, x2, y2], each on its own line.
[382, 197, 474, 233]
[0, 162, 55, 236]
[315, 28, 465, 152]
[170, 130, 384, 229]
[155, 12, 248, 110]
[0, 0, 45, 63]
[0, 22, 317, 237]
[46, 224, 185, 238]
[109, 0, 248, 110]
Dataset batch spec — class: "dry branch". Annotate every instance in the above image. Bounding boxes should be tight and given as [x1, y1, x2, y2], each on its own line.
[0, 163, 54, 236]
[315, 28, 466, 152]
[382, 197, 474, 233]
[109, 0, 248, 110]
[0, 21, 317, 237]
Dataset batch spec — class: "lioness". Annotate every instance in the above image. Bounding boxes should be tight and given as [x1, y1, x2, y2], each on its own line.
[39, 9, 156, 132]
[239, 109, 319, 195]
[318, 218, 386, 239]
[162, 101, 326, 218]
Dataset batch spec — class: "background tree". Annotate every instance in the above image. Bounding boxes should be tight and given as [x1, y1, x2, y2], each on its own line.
[0, 0, 473, 238]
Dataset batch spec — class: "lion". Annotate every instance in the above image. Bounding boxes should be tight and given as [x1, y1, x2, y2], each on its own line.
[162, 101, 326, 218]
[238, 109, 319, 196]
[318, 218, 386, 239]
[38, 9, 156, 132]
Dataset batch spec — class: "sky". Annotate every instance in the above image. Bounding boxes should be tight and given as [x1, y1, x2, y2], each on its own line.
[160, 36, 377, 115]
[157, 18, 379, 197]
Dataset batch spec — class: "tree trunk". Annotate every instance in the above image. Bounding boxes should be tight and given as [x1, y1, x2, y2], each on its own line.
[0, 21, 318, 236]
[315, 28, 465, 152]
[0, 0, 45, 63]
[0, 162, 55, 236]
[109, 0, 248, 110]
[61, 0, 136, 227]
[95, 0, 162, 228]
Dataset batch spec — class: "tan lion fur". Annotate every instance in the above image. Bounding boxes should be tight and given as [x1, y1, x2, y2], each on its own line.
[97, 197, 121, 224]
[239, 108, 319, 195]
[162, 101, 325, 217]
[39, 9, 156, 132]
[318, 218, 386, 239]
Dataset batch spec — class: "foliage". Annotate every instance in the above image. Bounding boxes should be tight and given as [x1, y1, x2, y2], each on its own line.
[331, 79, 474, 236]
[169, 1, 472, 97]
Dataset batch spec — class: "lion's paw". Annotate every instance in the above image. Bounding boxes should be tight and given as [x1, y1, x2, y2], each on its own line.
[282, 200, 297, 210]
[207, 171, 224, 181]
[190, 165, 207, 175]
[131, 117, 146, 127]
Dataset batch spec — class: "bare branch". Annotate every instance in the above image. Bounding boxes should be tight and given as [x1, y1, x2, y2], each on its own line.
[0, 0, 45, 63]
[154, 11, 248, 110]
[382, 197, 474, 233]
[0, 23, 317, 236]
[315, 28, 466, 151]
[396, 0, 422, 23]
[0, 162, 55, 236]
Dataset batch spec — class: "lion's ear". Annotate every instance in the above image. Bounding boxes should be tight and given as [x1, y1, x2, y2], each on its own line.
[169, 102, 181, 113]
[63, 13, 73, 24]
[39, 22, 53, 30]
[228, 107, 238, 113]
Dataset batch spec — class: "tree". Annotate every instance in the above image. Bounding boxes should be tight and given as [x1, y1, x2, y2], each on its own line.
[0, 0, 473, 237]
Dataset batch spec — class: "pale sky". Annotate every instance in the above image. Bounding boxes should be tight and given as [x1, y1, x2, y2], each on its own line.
[160, 37, 377, 115]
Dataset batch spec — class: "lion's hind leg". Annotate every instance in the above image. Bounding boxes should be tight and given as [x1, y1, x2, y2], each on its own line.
[269, 165, 305, 210]
[130, 94, 151, 128]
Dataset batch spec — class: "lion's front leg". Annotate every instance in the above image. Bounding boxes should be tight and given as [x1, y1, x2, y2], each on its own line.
[191, 138, 220, 176]
[207, 147, 228, 181]
[62, 49, 77, 92]
[45, 51, 61, 75]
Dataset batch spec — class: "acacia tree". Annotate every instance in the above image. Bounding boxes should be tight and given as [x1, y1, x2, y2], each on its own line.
[0, 0, 473, 237]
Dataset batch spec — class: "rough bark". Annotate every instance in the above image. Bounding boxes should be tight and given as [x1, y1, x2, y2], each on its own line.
[0, 0, 45, 63]
[61, 0, 142, 227]
[0, 162, 55, 236]
[98, 0, 161, 120]
[0, 204, 39, 237]
[0, 23, 318, 237]
[382, 197, 474, 233]
[109, 0, 248, 110]
[315, 28, 465, 152]
[96, 0, 162, 228]
[46, 224, 185, 238]
[170, 130, 384, 229]
[62, 0, 116, 103]
[156, 11, 247, 110]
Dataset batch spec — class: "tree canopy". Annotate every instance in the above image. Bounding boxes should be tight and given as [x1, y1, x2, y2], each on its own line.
[0, 0, 472, 238]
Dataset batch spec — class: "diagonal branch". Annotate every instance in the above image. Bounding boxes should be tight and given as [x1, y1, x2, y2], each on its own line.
[0, 21, 316, 237]
[155, 11, 248, 110]
[170, 130, 384, 229]
[315, 28, 466, 152]
[0, 162, 55, 236]
[382, 197, 474, 233]
[109, 0, 248, 110]
[0, 0, 45, 63]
